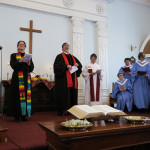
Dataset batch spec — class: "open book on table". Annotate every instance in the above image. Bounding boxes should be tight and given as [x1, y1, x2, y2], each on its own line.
[68, 105, 126, 119]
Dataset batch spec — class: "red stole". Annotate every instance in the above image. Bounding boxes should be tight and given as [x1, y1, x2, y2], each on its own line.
[88, 69, 100, 102]
[62, 52, 77, 89]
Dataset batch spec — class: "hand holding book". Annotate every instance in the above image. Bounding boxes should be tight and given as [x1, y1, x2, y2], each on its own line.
[96, 69, 102, 74]
[122, 67, 131, 73]
[119, 85, 126, 91]
[136, 71, 147, 76]
[24, 54, 32, 62]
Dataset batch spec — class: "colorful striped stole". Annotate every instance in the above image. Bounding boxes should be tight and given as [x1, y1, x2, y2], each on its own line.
[16, 52, 31, 117]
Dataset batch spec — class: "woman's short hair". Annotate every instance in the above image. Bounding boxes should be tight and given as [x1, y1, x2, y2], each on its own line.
[124, 58, 131, 62]
[17, 41, 26, 48]
[138, 52, 145, 60]
[90, 53, 97, 59]
[117, 72, 123, 77]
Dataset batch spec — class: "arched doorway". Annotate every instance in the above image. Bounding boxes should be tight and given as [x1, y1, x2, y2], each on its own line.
[140, 34, 150, 62]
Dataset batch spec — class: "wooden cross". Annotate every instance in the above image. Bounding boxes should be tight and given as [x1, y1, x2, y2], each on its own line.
[20, 20, 42, 54]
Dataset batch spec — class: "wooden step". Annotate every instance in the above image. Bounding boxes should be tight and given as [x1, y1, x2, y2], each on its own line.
[0, 127, 8, 143]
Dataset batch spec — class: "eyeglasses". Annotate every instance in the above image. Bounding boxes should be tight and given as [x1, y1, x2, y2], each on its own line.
[18, 44, 25, 46]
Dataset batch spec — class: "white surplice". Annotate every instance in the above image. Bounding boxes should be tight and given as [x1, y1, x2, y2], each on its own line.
[82, 62, 102, 106]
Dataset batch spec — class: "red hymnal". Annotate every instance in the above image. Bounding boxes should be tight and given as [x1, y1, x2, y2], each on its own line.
[88, 69, 92, 73]
[122, 67, 131, 72]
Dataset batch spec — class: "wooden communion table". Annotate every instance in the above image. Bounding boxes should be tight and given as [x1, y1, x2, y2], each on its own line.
[39, 117, 150, 150]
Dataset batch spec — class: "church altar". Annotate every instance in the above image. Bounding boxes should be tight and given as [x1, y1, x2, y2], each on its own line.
[2, 78, 55, 90]
[39, 117, 150, 150]
[1, 79, 55, 113]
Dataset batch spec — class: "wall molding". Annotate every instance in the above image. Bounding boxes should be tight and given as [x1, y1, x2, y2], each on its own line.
[132, 0, 150, 6]
[95, 21, 109, 104]
[70, 16, 84, 90]
[0, 0, 107, 22]
[0, 0, 110, 104]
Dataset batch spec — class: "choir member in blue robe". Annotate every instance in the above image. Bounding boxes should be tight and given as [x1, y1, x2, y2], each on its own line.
[132, 52, 150, 112]
[118, 58, 132, 84]
[111, 73, 133, 112]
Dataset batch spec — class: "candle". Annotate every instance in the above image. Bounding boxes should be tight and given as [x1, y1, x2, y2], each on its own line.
[49, 65, 52, 81]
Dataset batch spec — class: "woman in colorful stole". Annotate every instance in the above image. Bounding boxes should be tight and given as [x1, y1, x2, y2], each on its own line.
[9, 41, 34, 121]
[132, 52, 150, 113]
[82, 54, 102, 106]
[111, 73, 133, 112]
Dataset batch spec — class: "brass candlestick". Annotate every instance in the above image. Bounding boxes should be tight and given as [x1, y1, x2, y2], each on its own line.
[130, 44, 136, 51]
[7, 73, 9, 80]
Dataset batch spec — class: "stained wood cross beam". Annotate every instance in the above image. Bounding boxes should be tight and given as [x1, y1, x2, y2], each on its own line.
[20, 20, 42, 54]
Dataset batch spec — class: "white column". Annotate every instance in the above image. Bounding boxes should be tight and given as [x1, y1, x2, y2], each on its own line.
[70, 17, 84, 104]
[95, 21, 109, 105]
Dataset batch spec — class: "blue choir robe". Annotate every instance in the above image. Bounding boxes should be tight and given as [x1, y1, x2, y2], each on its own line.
[132, 60, 150, 110]
[111, 79, 133, 112]
[119, 65, 133, 84]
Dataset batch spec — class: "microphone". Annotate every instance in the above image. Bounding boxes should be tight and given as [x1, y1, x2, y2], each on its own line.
[0, 46, 3, 50]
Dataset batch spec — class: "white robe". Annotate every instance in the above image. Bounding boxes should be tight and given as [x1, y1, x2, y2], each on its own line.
[82, 62, 102, 106]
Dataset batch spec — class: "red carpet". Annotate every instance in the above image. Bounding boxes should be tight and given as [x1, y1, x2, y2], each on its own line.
[0, 111, 150, 150]
[0, 112, 74, 150]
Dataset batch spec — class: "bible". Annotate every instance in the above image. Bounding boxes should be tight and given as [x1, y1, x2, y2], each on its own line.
[24, 54, 32, 62]
[119, 84, 126, 91]
[96, 69, 102, 74]
[68, 105, 126, 119]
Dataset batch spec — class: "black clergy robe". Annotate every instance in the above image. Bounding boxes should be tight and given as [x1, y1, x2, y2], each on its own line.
[7, 53, 34, 117]
[54, 53, 82, 112]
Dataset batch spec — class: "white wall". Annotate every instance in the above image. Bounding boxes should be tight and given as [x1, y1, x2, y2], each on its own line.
[0, 4, 71, 80]
[107, 0, 150, 91]
[0, 1, 109, 104]
[0, 4, 100, 81]
[83, 20, 95, 67]
[1, 0, 150, 104]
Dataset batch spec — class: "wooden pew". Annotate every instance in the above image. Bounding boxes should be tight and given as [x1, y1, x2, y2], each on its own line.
[109, 82, 117, 107]
[0, 96, 8, 143]
[0, 127, 8, 143]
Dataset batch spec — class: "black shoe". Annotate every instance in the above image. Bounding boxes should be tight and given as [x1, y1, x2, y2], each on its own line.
[21, 116, 27, 121]
[14, 117, 21, 122]
[64, 111, 71, 115]
[138, 109, 145, 113]
[144, 109, 149, 114]
[57, 111, 64, 116]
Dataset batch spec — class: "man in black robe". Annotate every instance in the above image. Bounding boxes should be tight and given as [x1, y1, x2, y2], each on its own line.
[54, 43, 82, 116]
[8, 41, 34, 121]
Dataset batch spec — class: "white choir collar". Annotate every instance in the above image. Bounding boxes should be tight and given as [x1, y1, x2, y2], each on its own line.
[116, 79, 128, 85]
[137, 60, 148, 67]
[123, 65, 132, 68]
[87, 62, 97, 68]
[90, 62, 96, 65]
[139, 60, 146, 63]
[63, 51, 70, 55]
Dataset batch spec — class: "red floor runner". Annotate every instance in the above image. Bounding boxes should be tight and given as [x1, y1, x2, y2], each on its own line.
[0, 111, 74, 150]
